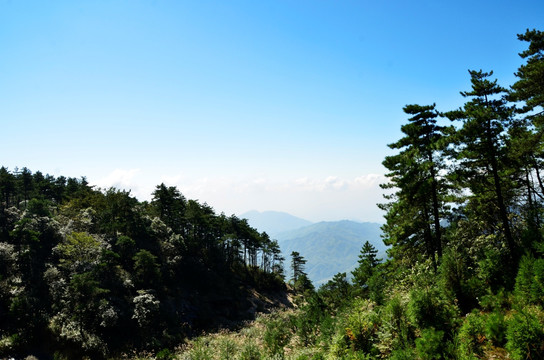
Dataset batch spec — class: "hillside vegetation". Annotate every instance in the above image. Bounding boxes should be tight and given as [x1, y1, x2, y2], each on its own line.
[2, 28, 544, 360]
[172, 27, 544, 360]
[0, 170, 287, 359]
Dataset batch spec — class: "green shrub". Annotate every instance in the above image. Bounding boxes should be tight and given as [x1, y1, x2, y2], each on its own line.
[290, 348, 325, 360]
[506, 308, 544, 360]
[439, 248, 483, 312]
[368, 269, 387, 306]
[389, 347, 415, 360]
[329, 330, 351, 358]
[317, 314, 336, 347]
[156, 348, 174, 360]
[328, 299, 379, 358]
[477, 248, 509, 292]
[407, 288, 436, 329]
[187, 338, 213, 360]
[343, 299, 379, 354]
[217, 337, 237, 360]
[484, 311, 506, 346]
[263, 318, 291, 356]
[375, 295, 413, 357]
[457, 311, 486, 360]
[407, 287, 457, 332]
[310, 351, 325, 360]
[239, 342, 262, 360]
[478, 289, 509, 312]
[415, 327, 444, 360]
[514, 256, 544, 305]
[294, 294, 327, 346]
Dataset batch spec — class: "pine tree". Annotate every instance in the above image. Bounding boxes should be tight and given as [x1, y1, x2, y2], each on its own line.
[352, 241, 381, 289]
[446, 70, 517, 260]
[379, 104, 448, 268]
[151, 183, 187, 235]
[290, 251, 306, 282]
[509, 29, 544, 237]
[511, 29, 544, 122]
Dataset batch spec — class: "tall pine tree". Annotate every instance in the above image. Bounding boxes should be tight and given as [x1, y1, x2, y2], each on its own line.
[379, 104, 448, 268]
[446, 70, 518, 260]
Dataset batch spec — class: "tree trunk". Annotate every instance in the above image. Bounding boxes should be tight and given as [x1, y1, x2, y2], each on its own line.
[486, 121, 515, 260]
[428, 157, 443, 261]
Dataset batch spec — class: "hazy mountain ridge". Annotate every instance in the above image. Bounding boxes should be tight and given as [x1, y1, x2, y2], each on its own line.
[240, 211, 385, 286]
[277, 220, 385, 285]
[275, 220, 382, 243]
[240, 210, 313, 236]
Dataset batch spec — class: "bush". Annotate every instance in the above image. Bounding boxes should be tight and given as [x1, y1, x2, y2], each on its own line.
[477, 248, 510, 292]
[217, 337, 237, 360]
[415, 327, 444, 360]
[478, 289, 509, 312]
[407, 287, 457, 332]
[457, 311, 486, 360]
[263, 317, 291, 356]
[156, 348, 174, 360]
[514, 256, 544, 305]
[375, 295, 413, 357]
[484, 311, 506, 346]
[506, 307, 544, 360]
[290, 348, 325, 360]
[293, 294, 329, 347]
[389, 347, 416, 360]
[329, 299, 379, 357]
[239, 342, 262, 360]
[344, 299, 379, 354]
[317, 313, 336, 347]
[368, 269, 387, 306]
[186, 338, 213, 360]
[438, 250, 482, 312]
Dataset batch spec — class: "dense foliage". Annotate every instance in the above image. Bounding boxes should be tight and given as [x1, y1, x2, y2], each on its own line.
[0, 170, 286, 358]
[3, 28, 544, 360]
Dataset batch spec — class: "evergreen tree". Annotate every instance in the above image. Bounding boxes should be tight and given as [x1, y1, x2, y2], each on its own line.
[151, 183, 187, 235]
[352, 241, 381, 288]
[509, 29, 544, 239]
[290, 251, 307, 284]
[0, 166, 15, 207]
[446, 70, 518, 260]
[19, 167, 33, 205]
[511, 29, 544, 122]
[379, 104, 448, 268]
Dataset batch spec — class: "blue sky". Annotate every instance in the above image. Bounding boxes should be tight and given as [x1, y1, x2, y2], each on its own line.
[1, 0, 542, 222]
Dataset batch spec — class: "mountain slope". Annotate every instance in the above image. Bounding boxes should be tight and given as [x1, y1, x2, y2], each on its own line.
[276, 220, 386, 286]
[240, 210, 313, 237]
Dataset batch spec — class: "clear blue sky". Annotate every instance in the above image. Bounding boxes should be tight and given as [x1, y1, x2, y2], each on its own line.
[1, 0, 542, 222]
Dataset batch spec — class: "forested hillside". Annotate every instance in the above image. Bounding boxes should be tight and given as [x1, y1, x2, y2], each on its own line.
[0, 170, 287, 358]
[2, 27, 544, 360]
[275, 220, 384, 285]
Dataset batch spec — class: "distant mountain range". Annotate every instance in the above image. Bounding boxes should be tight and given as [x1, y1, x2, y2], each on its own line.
[240, 210, 386, 286]
[240, 210, 313, 237]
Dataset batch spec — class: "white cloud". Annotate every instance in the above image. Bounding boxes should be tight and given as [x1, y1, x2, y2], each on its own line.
[93, 169, 148, 198]
[90, 171, 387, 223]
[157, 174, 387, 223]
[354, 173, 386, 187]
[160, 174, 184, 186]
[95, 169, 140, 188]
